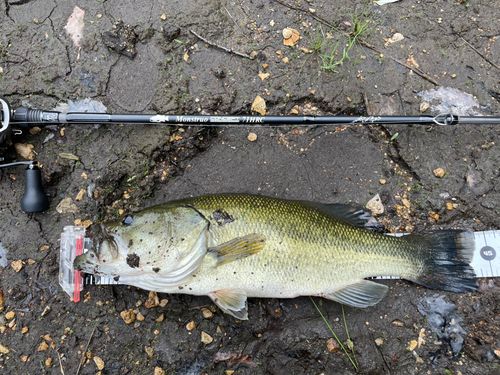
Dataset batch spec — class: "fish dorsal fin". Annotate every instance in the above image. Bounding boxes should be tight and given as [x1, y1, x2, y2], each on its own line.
[208, 289, 248, 320]
[209, 233, 266, 267]
[323, 280, 388, 308]
[303, 202, 380, 230]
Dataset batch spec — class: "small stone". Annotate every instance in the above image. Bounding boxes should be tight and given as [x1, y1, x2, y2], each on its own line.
[28, 259, 35, 265]
[56, 197, 79, 214]
[419, 102, 430, 112]
[379, 179, 386, 185]
[38, 341, 49, 352]
[96, 14, 103, 19]
[201, 331, 213, 344]
[433, 168, 445, 178]
[409, 340, 418, 351]
[120, 309, 136, 324]
[270, 20, 275, 27]
[160, 14, 167, 21]
[451, 74, 457, 78]
[0, 344, 8, 354]
[154, 367, 166, 375]
[21, 355, 29, 362]
[45, 358, 53, 367]
[159, 299, 169, 307]
[388, 32, 404, 44]
[41, 306, 51, 316]
[40, 245, 50, 252]
[258, 72, 270, 81]
[156, 314, 165, 323]
[282, 28, 300, 46]
[22, 326, 29, 334]
[145, 346, 154, 358]
[216, 326, 222, 334]
[60, 127, 66, 137]
[282, 57, 289, 64]
[118, 209, 125, 215]
[14, 143, 36, 160]
[145, 291, 160, 308]
[402, 198, 411, 208]
[186, 321, 196, 331]
[201, 308, 213, 319]
[375, 338, 384, 346]
[290, 108, 299, 115]
[29, 127, 41, 135]
[251, 96, 266, 115]
[136, 312, 145, 321]
[247, 133, 258, 142]
[392, 319, 404, 327]
[43, 334, 52, 342]
[262, 63, 269, 69]
[366, 194, 384, 215]
[5, 311, 15, 320]
[75, 189, 86, 201]
[81, 172, 88, 179]
[11, 260, 23, 272]
[446, 202, 453, 210]
[94, 356, 105, 370]
[327, 338, 340, 353]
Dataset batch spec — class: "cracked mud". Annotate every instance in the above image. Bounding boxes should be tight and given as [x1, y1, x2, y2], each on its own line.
[0, 0, 499, 374]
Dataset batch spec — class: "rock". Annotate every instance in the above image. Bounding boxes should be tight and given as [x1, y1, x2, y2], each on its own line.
[375, 338, 384, 346]
[258, 73, 270, 81]
[282, 28, 299, 46]
[201, 308, 213, 319]
[379, 179, 386, 185]
[154, 367, 166, 375]
[75, 189, 86, 201]
[41, 306, 51, 316]
[186, 321, 196, 331]
[56, 198, 79, 214]
[327, 338, 340, 353]
[145, 291, 160, 308]
[136, 312, 145, 321]
[201, 331, 213, 344]
[0, 344, 9, 354]
[5, 311, 15, 320]
[145, 346, 154, 358]
[388, 32, 404, 43]
[433, 168, 445, 178]
[409, 340, 418, 351]
[156, 314, 164, 323]
[45, 358, 53, 367]
[22, 326, 28, 334]
[419, 102, 430, 112]
[366, 194, 384, 215]
[11, 260, 24, 273]
[14, 143, 35, 160]
[94, 356, 105, 370]
[38, 341, 49, 352]
[159, 299, 168, 307]
[120, 309, 136, 324]
[251, 96, 266, 115]
[247, 133, 258, 142]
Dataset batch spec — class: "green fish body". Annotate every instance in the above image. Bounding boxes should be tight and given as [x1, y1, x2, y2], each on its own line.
[74, 194, 477, 319]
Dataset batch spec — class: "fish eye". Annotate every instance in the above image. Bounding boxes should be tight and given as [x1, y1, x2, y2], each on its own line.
[122, 216, 134, 226]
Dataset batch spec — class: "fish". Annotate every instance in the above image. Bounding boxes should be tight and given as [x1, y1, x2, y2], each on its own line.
[74, 194, 477, 319]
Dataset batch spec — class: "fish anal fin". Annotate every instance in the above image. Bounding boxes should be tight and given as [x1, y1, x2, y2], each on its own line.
[208, 289, 248, 320]
[323, 280, 388, 308]
[210, 233, 265, 267]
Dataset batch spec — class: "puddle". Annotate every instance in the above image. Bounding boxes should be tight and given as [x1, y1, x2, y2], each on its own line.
[418, 87, 483, 116]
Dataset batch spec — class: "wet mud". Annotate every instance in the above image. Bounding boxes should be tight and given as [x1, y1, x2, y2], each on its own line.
[0, 0, 499, 374]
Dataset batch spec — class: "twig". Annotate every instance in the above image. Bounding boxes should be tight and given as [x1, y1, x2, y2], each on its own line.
[56, 349, 65, 375]
[189, 30, 254, 60]
[76, 326, 96, 375]
[460, 37, 500, 70]
[273, 0, 439, 86]
[222, 5, 245, 35]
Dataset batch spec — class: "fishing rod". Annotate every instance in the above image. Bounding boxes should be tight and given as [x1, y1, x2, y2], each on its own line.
[0, 96, 499, 213]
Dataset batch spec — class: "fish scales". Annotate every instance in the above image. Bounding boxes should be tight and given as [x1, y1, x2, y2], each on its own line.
[74, 194, 477, 319]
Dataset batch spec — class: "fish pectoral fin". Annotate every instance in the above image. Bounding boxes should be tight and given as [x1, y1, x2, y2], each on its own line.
[208, 289, 248, 320]
[323, 280, 388, 308]
[209, 233, 266, 267]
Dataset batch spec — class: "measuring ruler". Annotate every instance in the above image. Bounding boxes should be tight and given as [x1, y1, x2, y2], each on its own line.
[59, 227, 499, 301]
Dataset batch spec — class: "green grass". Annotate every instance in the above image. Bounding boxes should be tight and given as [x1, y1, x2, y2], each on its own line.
[310, 297, 358, 370]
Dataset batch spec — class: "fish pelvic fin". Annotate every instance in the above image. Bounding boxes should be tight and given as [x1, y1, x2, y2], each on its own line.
[322, 280, 389, 308]
[409, 230, 477, 292]
[209, 233, 266, 267]
[208, 289, 248, 320]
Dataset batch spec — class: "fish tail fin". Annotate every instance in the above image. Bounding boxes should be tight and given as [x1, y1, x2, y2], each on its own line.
[409, 230, 477, 292]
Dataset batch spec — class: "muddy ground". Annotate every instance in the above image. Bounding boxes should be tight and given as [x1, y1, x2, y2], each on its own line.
[0, 0, 499, 374]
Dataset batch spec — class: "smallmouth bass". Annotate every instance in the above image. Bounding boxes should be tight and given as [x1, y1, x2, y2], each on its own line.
[74, 194, 477, 319]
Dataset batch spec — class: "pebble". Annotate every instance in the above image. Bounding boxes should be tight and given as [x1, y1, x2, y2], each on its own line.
[136, 312, 145, 321]
[145, 346, 154, 358]
[154, 367, 166, 375]
[38, 341, 49, 352]
[94, 356, 105, 370]
[145, 291, 160, 308]
[247, 133, 258, 142]
[409, 340, 418, 351]
[186, 321, 196, 331]
[327, 338, 340, 353]
[379, 179, 386, 185]
[45, 358, 53, 367]
[5, 311, 15, 320]
[159, 299, 169, 307]
[201, 308, 213, 319]
[446, 202, 453, 210]
[433, 168, 445, 178]
[156, 314, 164, 323]
[22, 326, 29, 334]
[375, 338, 384, 346]
[11, 260, 23, 272]
[201, 331, 213, 344]
[120, 309, 136, 324]
[41, 306, 51, 316]
[56, 197, 79, 214]
[366, 194, 384, 215]
[0, 344, 9, 354]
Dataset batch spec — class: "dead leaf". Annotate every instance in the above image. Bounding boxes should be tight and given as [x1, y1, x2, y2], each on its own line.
[64, 6, 85, 47]
[214, 352, 257, 368]
[258, 73, 270, 81]
[14, 143, 35, 160]
[59, 152, 79, 160]
[251, 96, 266, 115]
[283, 28, 299, 46]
